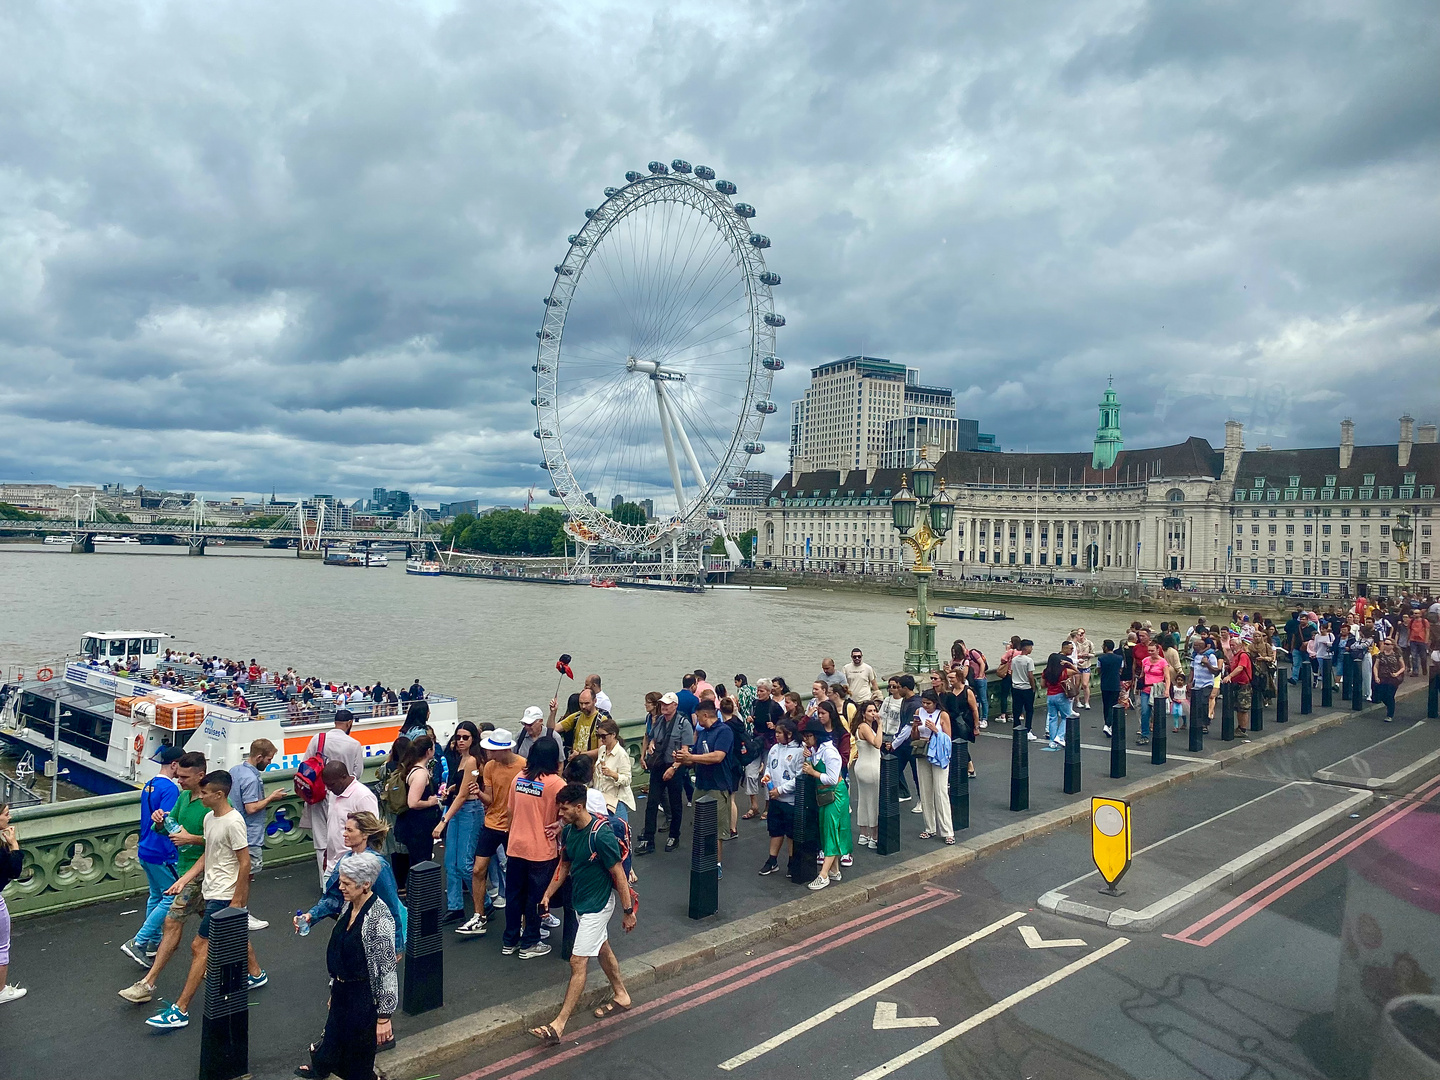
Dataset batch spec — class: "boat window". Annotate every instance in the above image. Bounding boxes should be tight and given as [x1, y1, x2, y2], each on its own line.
[81, 636, 100, 658]
[109, 639, 127, 657]
[143, 638, 160, 654]
[127, 638, 142, 656]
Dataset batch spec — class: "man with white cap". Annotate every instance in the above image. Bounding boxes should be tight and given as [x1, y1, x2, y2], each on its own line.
[635, 692, 694, 856]
[516, 705, 564, 763]
[457, 728, 525, 937]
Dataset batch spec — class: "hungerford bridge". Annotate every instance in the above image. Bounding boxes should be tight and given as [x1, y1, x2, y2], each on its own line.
[8, 499, 436, 558]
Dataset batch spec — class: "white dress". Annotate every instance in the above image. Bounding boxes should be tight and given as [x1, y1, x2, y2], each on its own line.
[852, 733, 881, 828]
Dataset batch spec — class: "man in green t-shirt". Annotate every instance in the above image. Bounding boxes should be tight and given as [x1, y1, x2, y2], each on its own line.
[529, 784, 635, 1044]
[119, 751, 209, 1004]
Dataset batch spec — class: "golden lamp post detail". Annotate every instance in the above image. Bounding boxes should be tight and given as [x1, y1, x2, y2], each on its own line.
[890, 447, 955, 673]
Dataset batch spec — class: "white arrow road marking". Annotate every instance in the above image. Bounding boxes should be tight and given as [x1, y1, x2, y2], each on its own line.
[1019, 925, 1088, 949]
[718, 911, 1025, 1070]
[855, 938, 1131, 1080]
[872, 1002, 940, 1030]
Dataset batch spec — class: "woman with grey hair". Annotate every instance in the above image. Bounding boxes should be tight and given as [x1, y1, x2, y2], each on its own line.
[296, 850, 398, 1080]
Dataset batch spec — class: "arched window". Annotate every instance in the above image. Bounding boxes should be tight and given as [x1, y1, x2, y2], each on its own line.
[1166, 488, 1185, 503]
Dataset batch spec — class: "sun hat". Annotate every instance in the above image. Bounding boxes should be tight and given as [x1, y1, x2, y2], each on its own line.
[481, 728, 515, 751]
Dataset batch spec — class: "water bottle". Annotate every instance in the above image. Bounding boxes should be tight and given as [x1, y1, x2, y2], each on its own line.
[296, 910, 310, 936]
[165, 812, 181, 836]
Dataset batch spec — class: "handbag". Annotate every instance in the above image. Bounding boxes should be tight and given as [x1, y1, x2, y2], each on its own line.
[816, 784, 837, 807]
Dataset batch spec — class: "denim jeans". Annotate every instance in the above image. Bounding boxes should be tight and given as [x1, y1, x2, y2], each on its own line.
[1290, 649, 1303, 683]
[486, 842, 507, 901]
[1139, 691, 1154, 738]
[443, 800, 483, 913]
[136, 860, 179, 949]
[1046, 693, 1069, 742]
[969, 676, 989, 723]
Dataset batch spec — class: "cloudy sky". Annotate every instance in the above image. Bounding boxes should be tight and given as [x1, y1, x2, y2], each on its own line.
[2, 0, 1436, 505]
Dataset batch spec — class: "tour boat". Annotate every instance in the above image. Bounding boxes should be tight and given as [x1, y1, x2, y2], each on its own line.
[405, 557, 441, 576]
[94, 535, 141, 545]
[0, 630, 458, 796]
[43, 535, 76, 546]
[589, 579, 617, 588]
[936, 606, 1011, 621]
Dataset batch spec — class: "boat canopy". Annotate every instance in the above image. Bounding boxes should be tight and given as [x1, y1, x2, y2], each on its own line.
[80, 631, 169, 670]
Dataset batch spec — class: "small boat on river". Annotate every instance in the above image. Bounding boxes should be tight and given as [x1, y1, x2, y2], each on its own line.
[325, 545, 388, 567]
[936, 605, 1010, 621]
[405, 557, 441, 576]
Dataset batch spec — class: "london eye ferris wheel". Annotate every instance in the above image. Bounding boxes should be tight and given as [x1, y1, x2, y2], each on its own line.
[533, 159, 784, 554]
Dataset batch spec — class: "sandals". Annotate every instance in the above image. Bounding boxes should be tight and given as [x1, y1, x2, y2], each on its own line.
[741, 810, 757, 820]
[528, 1024, 562, 1045]
[918, 831, 934, 840]
[593, 997, 633, 1018]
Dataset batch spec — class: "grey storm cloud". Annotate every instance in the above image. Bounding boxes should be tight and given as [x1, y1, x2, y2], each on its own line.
[0, 0, 1436, 504]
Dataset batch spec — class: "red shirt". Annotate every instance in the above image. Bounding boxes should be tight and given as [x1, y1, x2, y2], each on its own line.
[1230, 652, 1253, 685]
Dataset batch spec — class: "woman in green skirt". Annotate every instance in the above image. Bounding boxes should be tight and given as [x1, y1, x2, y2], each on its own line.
[801, 717, 851, 890]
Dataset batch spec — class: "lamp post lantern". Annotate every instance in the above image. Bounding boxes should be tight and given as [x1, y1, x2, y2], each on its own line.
[890, 449, 951, 673]
[1393, 508, 1414, 592]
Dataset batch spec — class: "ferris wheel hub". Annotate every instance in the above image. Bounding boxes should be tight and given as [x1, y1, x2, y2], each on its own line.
[625, 356, 686, 381]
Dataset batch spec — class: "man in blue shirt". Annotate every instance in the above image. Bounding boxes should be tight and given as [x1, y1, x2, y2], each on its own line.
[674, 698, 734, 873]
[676, 675, 699, 720]
[1095, 640, 1124, 736]
[123, 747, 184, 967]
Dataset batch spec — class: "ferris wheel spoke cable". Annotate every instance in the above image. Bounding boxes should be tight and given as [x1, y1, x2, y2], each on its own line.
[638, 218, 739, 353]
[630, 205, 727, 359]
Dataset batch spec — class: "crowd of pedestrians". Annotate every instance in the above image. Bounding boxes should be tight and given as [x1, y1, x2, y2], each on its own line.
[7, 591, 1425, 1074]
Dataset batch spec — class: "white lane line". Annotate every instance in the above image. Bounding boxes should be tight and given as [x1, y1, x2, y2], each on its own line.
[1315, 720, 1425, 775]
[1018, 925, 1087, 949]
[852, 938, 1131, 1080]
[717, 911, 1025, 1071]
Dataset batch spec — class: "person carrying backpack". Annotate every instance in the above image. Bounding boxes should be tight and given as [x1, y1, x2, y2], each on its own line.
[952, 640, 990, 729]
[528, 783, 637, 1045]
[298, 710, 365, 886]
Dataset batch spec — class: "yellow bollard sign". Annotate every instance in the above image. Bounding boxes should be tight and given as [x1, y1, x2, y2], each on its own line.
[1091, 796, 1132, 895]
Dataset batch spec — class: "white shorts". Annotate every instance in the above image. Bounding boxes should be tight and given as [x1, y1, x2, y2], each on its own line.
[572, 892, 616, 958]
[744, 757, 765, 794]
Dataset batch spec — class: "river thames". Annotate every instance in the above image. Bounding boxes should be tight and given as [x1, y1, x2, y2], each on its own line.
[0, 544, 1142, 722]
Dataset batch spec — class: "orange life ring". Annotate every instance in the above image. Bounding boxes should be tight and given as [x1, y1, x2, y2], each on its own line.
[134, 734, 145, 765]
[36, 667, 54, 682]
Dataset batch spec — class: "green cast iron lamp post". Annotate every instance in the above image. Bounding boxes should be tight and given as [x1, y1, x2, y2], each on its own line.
[890, 448, 952, 673]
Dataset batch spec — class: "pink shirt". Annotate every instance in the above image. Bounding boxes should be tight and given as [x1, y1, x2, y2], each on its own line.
[1141, 655, 1169, 689]
[323, 779, 379, 877]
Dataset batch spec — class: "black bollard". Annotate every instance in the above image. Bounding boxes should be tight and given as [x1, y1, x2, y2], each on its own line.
[1252, 674, 1265, 732]
[1276, 672, 1289, 723]
[1341, 655, 1352, 703]
[792, 775, 821, 885]
[1300, 660, 1313, 714]
[1321, 659, 1333, 708]
[1151, 707, 1167, 764]
[1063, 713, 1081, 794]
[1220, 682, 1235, 741]
[1352, 657, 1364, 711]
[403, 860, 444, 1015]
[876, 753, 901, 856]
[688, 797, 719, 919]
[949, 741, 970, 831]
[1009, 723, 1029, 812]
[1188, 689, 1204, 754]
[198, 906, 248, 1080]
[1430, 674, 1440, 720]
[1110, 705, 1126, 778]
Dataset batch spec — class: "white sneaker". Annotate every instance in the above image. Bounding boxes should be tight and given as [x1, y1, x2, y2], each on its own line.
[0, 985, 26, 1005]
[979, 719, 988, 729]
[491, 895, 506, 909]
[829, 870, 841, 882]
[1103, 726, 1112, 737]
[910, 803, 924, 813]
[455, 914, 487, 937]
[807, 875, 830, 891]
[1027, 732, 1038, 742]
[247, 914, 269, 931]
[542, 912, 561, 929]
[1055, 736, 1066, 747]
[518, 942, 552, 959]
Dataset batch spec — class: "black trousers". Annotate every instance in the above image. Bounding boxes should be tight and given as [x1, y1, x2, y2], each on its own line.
[642, 767, 685, 842]
[1011, 686, 1036, 732]
[1374, 682, 1397, 718]
[1101, 689, 1120, 725]
[891, 740, 919, 799]
[503, 855, 558, 949]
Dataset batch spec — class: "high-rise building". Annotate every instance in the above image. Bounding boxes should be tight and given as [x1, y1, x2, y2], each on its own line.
[789, 399, 806, 469]
[639, 498, 654, 520]
[611, 493, 625, 512]
[795, 356, 909, 471]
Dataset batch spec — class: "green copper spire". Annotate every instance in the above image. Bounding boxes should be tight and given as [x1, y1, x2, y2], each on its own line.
[1092, 376, 1122, 470]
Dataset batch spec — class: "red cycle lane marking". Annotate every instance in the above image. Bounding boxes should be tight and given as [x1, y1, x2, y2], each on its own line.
[1165, 772, 1440, 947]
[454, 884, 958, 1080]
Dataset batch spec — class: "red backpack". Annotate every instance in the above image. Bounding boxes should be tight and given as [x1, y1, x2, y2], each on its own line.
[295, 732, 328, 804]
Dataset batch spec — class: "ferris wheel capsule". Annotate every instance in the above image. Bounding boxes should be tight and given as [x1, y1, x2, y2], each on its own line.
[554, 265, 573, 275]
[760, 271, 781, 286]
[727, 478, 745, 490]
[762, 356, 783, 371]
[567, 235, 588, 246]
[693, 165, 716, 180]
[648, 161, 669, 175]
[764, 313, 786, 327]
[748, 234, 770, 249]
[755, 401, 777, 415]
[734, 203, 756, 218]
[604, 187, 619, 198]
[715, 180, 737, 195]
[625, 170, 644, 183]
[744, 441, 766, 454]
[671, 159, 693, 174]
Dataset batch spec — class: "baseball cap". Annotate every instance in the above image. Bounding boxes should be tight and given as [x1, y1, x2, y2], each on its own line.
[660, 692, 679, 705]
[521, 705, 545, 726]
[150, 746, 185, 765]
[481, 728, 515, 751]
